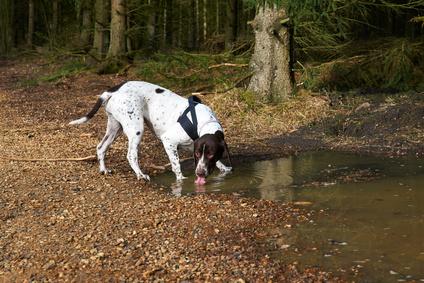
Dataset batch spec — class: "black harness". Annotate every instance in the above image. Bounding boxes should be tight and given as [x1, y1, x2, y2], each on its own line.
[177, 96, 201, 141]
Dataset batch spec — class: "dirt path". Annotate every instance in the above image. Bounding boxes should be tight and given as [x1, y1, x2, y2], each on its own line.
[0, 60, 339, 281]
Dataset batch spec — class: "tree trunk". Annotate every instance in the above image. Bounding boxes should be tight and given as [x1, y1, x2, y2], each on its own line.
[80, 0, 93, 50]
[248, 4, 293, 103]
[107, 0, 126, 58]
[177, 1, 182, 47]
[225, 0, 237, 50]
[195, 0, 200, 49]
[156, 0, 165, 49]
[0, 0, 13, 54]
[93, 0, 109, 57]
[189, 0, 197, 50]
[202, 0, 207, 42]
[27, 0, 34, 47]
[51, 0, 58, 47]
[237, 0, 246, 39]
[146, 0, 156, 50]
[126, 3, 131, 53]
[215, 0, 219, 34]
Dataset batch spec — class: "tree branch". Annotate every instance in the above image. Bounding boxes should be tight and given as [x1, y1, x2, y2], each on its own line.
[208, 63, 248, 69]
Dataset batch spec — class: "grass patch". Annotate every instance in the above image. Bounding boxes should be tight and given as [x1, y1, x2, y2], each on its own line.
[238, 90, 260, 111]
[18, 78, 39, 88]
[201, 89, 330, 144]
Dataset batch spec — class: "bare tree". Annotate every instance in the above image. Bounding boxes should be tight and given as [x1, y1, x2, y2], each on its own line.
[80, 0, 93, 50]
[188, 0, 198, 50]
[202, 0, 207, 42]
[0, 0, 13, 54]
[51, 0, 59, 46]
[225, 0, 237, 50]
[27, 0, 34, 47]
[93, 0, 109, 57]
[107, 0, 126, 58]
[145, 0, 156, 50]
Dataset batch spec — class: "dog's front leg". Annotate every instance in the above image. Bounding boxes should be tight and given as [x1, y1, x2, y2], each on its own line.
[162, 140, 186, 181]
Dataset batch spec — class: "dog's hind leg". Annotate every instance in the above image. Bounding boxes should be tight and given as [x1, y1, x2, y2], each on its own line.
[122, 121, 150, 181]
[97, 115, 122, 174]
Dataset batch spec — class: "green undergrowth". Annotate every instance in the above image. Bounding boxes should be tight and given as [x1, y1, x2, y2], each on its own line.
[300, 38, 424, 92]
[132, 51, 250, 94]
[39, 59, 88, 82]
[18, 58, 88, 87]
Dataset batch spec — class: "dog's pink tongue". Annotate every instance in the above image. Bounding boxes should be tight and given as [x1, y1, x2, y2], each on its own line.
[195, 176, 206, 185]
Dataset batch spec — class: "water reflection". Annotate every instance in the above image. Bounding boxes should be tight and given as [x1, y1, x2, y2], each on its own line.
[254, 157, 294, 201]
[154, 151, 424, 282]
[170, 170, 232, 196]
[157, 156, 298, 199]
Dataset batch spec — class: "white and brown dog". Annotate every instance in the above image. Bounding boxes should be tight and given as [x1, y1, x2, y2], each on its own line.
[69, 81, 232, 184]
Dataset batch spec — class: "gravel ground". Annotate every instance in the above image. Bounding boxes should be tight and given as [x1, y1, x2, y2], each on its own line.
[0, 60, 340, 282]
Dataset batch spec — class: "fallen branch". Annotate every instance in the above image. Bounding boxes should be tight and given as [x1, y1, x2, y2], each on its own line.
[147, 164, 166, 170]
[6, 155, 97, 162]
[208, 63, 248, 69]
[5, 156, 193, 171]
[192, 84, 216, 92]
[163, 157, 192, 168]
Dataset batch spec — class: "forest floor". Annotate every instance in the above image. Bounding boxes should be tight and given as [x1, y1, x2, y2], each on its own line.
[0, 55, 422, 282]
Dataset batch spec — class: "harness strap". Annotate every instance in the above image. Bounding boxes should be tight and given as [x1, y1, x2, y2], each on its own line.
[177, 96, 200, 140]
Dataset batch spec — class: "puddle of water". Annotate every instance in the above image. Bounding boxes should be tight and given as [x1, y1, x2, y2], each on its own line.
[154, 152, 424, 281]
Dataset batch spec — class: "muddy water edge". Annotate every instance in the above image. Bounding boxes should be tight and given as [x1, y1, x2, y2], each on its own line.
[155, 151, 424, 282]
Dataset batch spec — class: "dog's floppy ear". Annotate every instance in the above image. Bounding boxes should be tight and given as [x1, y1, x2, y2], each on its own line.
[193, 149, 198, 167]
[223, 140, 233, 168]
[215, 131, 233, 168]
[193, 141, 199, 167]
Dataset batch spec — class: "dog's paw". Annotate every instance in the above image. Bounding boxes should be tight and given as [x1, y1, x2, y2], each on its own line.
[137, 173, 150, 182]
[100, 169, 112, 175]
[220, 166, 232, 173]
[176, 174, 187, 181]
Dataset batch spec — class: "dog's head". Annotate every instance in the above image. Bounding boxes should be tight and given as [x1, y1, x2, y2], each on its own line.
[193, 131, 231, 185]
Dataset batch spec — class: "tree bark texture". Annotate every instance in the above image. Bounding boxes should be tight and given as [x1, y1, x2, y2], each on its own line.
[80, 0, 92, 49]
[225, 0, 237, 50]
[248, 4, 293, 103]
[126, 5, 131, 52]
[165, 0, 173, 47]
[202, 0, 207, 42]
[51, 0, 58, 46]
[155, 0, 165, 49]
[93, 0, 109, 56]
[0, 0, 13, 54]
[145, 0, 156, 50]
[177, 1, 182, 47]
[107, 0, 126, 58]
[27, 0, 34, 47]
[189, 0, 198, 50]
[215, 0, 220, 34]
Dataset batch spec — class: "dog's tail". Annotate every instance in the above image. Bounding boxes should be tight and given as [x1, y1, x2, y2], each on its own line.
[69, 91, 112, 125]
